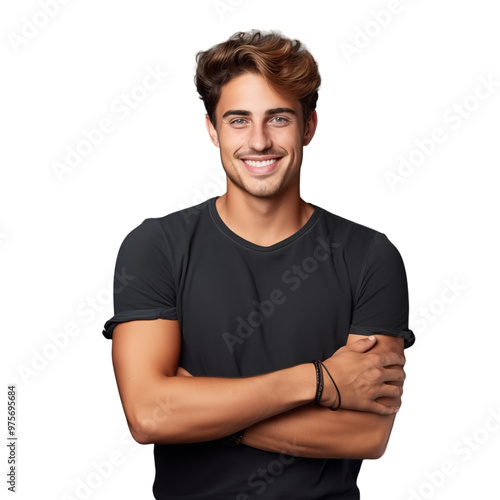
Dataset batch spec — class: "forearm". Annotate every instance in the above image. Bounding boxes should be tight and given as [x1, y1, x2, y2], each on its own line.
[116, 324, 403, 449]
[241, 334, 405, 460]
[128, 363, 315, 445]
[242, 405, 395, 460]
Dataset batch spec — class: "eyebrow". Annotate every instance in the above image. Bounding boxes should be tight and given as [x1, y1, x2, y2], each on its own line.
[221, 107, 298, 119]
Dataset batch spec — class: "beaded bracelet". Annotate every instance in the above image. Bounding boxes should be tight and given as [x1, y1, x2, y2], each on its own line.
[312, 360, 324, 406]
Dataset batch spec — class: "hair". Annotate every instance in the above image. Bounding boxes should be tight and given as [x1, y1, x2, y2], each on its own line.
[194, 29, 321, 127]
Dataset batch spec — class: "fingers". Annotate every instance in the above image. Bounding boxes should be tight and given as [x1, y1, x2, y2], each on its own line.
[369, 401, 400, 416]
[378, 351, 406, 368]
[376, 382, 403, 400]
[342, 335, 377, 353]
[326, 337, 406, 413]
[379, 366, 406, 384]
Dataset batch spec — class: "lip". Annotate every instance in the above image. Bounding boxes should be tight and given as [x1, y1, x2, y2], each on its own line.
[240, 157, 282, 175]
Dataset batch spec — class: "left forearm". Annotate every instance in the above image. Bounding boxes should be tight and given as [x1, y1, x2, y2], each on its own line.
[241, 404, 395, 460]
[242, 335, 404, 460]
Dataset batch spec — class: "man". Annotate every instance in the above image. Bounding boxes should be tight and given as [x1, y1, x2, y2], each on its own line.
[103, 29, 414, 499]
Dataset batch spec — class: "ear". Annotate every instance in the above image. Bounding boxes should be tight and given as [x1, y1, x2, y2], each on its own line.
[303, 110, 318, 146]
[205, 114, 220, 148]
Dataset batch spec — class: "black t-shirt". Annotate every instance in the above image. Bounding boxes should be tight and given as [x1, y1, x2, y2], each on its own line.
[103, 197, 414, 500]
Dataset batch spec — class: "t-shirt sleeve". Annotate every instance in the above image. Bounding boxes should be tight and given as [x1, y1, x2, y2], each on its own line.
[348, 232, 415, 348]
[102, 218, 177, 339]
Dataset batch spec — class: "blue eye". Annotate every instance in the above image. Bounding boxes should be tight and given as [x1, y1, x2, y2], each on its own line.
[271, 116, 290, 125]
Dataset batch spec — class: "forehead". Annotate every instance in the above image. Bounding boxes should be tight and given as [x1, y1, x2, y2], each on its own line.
[217, 72, 301, 116]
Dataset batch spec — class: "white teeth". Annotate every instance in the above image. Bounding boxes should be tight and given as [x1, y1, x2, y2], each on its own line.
[243, 158, 278, 167]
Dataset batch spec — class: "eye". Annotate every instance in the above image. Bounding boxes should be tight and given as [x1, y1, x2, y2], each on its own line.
[230, 118, 248, 126]
[270, 116, 290, 126]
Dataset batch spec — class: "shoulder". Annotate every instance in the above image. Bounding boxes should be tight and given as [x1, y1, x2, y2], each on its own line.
[315, 204, 388, 250]
[120, 198, 214, 249]
[313, 204, 405, 272]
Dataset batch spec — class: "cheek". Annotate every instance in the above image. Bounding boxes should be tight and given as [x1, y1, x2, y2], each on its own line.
[282, 136, 302, 156]
[276, 127, 302, 146]
[218, 133, 243, 155]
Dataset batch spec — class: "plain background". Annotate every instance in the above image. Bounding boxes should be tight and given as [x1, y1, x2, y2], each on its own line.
[2, 1, 499, 498]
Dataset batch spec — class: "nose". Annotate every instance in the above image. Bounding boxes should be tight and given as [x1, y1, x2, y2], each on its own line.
[247, 122, 272, 152]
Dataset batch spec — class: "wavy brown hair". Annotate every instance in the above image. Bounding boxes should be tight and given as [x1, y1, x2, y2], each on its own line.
[195, 30, 321, 127]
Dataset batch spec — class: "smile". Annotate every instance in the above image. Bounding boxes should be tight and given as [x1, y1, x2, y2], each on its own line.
[242, 158, 279, 167]
[240, 157, 282, 175]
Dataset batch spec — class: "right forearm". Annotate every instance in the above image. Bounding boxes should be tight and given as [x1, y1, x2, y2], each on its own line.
[242, 405, 393, 459]
[129, 363, 315, 444]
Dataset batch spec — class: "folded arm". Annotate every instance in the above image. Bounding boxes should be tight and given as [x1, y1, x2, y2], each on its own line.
[111, 318, 315, 444]
[111, 319, 404, 454]
[240, 334, 405, 459]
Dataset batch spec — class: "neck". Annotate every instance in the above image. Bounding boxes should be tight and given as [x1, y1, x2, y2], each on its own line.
[215, 184, 314, 247]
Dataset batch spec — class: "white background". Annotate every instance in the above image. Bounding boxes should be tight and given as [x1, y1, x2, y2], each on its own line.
[2, 1, 499, 499]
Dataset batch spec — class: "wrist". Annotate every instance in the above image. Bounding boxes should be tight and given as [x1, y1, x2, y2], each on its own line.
[319, 361, 341, 411]
[291, 362, 317, 405]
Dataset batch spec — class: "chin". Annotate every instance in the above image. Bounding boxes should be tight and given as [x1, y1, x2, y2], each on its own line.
[240, 179, 287, 198]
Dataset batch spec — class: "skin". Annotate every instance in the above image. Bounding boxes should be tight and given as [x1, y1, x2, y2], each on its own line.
[111, 71, 406, 460]
[205, 72, 318, 247]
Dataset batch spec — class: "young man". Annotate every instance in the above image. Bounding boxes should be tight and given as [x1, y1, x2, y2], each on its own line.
[103, 30, 414, 499]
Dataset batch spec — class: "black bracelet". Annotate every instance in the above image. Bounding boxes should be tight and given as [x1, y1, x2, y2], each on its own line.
[319, 361, 341, 411]
[312, 360, 324, 406]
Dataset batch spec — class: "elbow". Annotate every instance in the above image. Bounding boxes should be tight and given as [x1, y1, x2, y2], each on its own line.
[326, 426, 391, 460]
[126, 402, 181, 445]
[365, 441, 388, 460]
[128, 413, 155, 445]
[130, 430, 151, 445]
[123, 404, 155, 444]
[364, 427, 391, 460]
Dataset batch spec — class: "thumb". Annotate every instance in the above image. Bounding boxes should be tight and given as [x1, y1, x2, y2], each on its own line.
[343, 335, 377, 353]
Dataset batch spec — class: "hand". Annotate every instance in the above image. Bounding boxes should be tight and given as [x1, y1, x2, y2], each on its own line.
[320, 336, 405, 415]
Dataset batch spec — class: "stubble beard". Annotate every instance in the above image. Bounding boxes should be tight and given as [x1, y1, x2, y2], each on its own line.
[222, 161, 289, 198]
[221, 151, 303, 198]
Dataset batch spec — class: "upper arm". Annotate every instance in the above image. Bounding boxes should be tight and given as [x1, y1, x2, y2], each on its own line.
[349, 233, 415, 349]
[347, 333, 404, 356]
[102, 219, 178, 340]
[346, 333, 405, 457]
[347, 333, 405, 386]
[111, 318, 181, 437]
